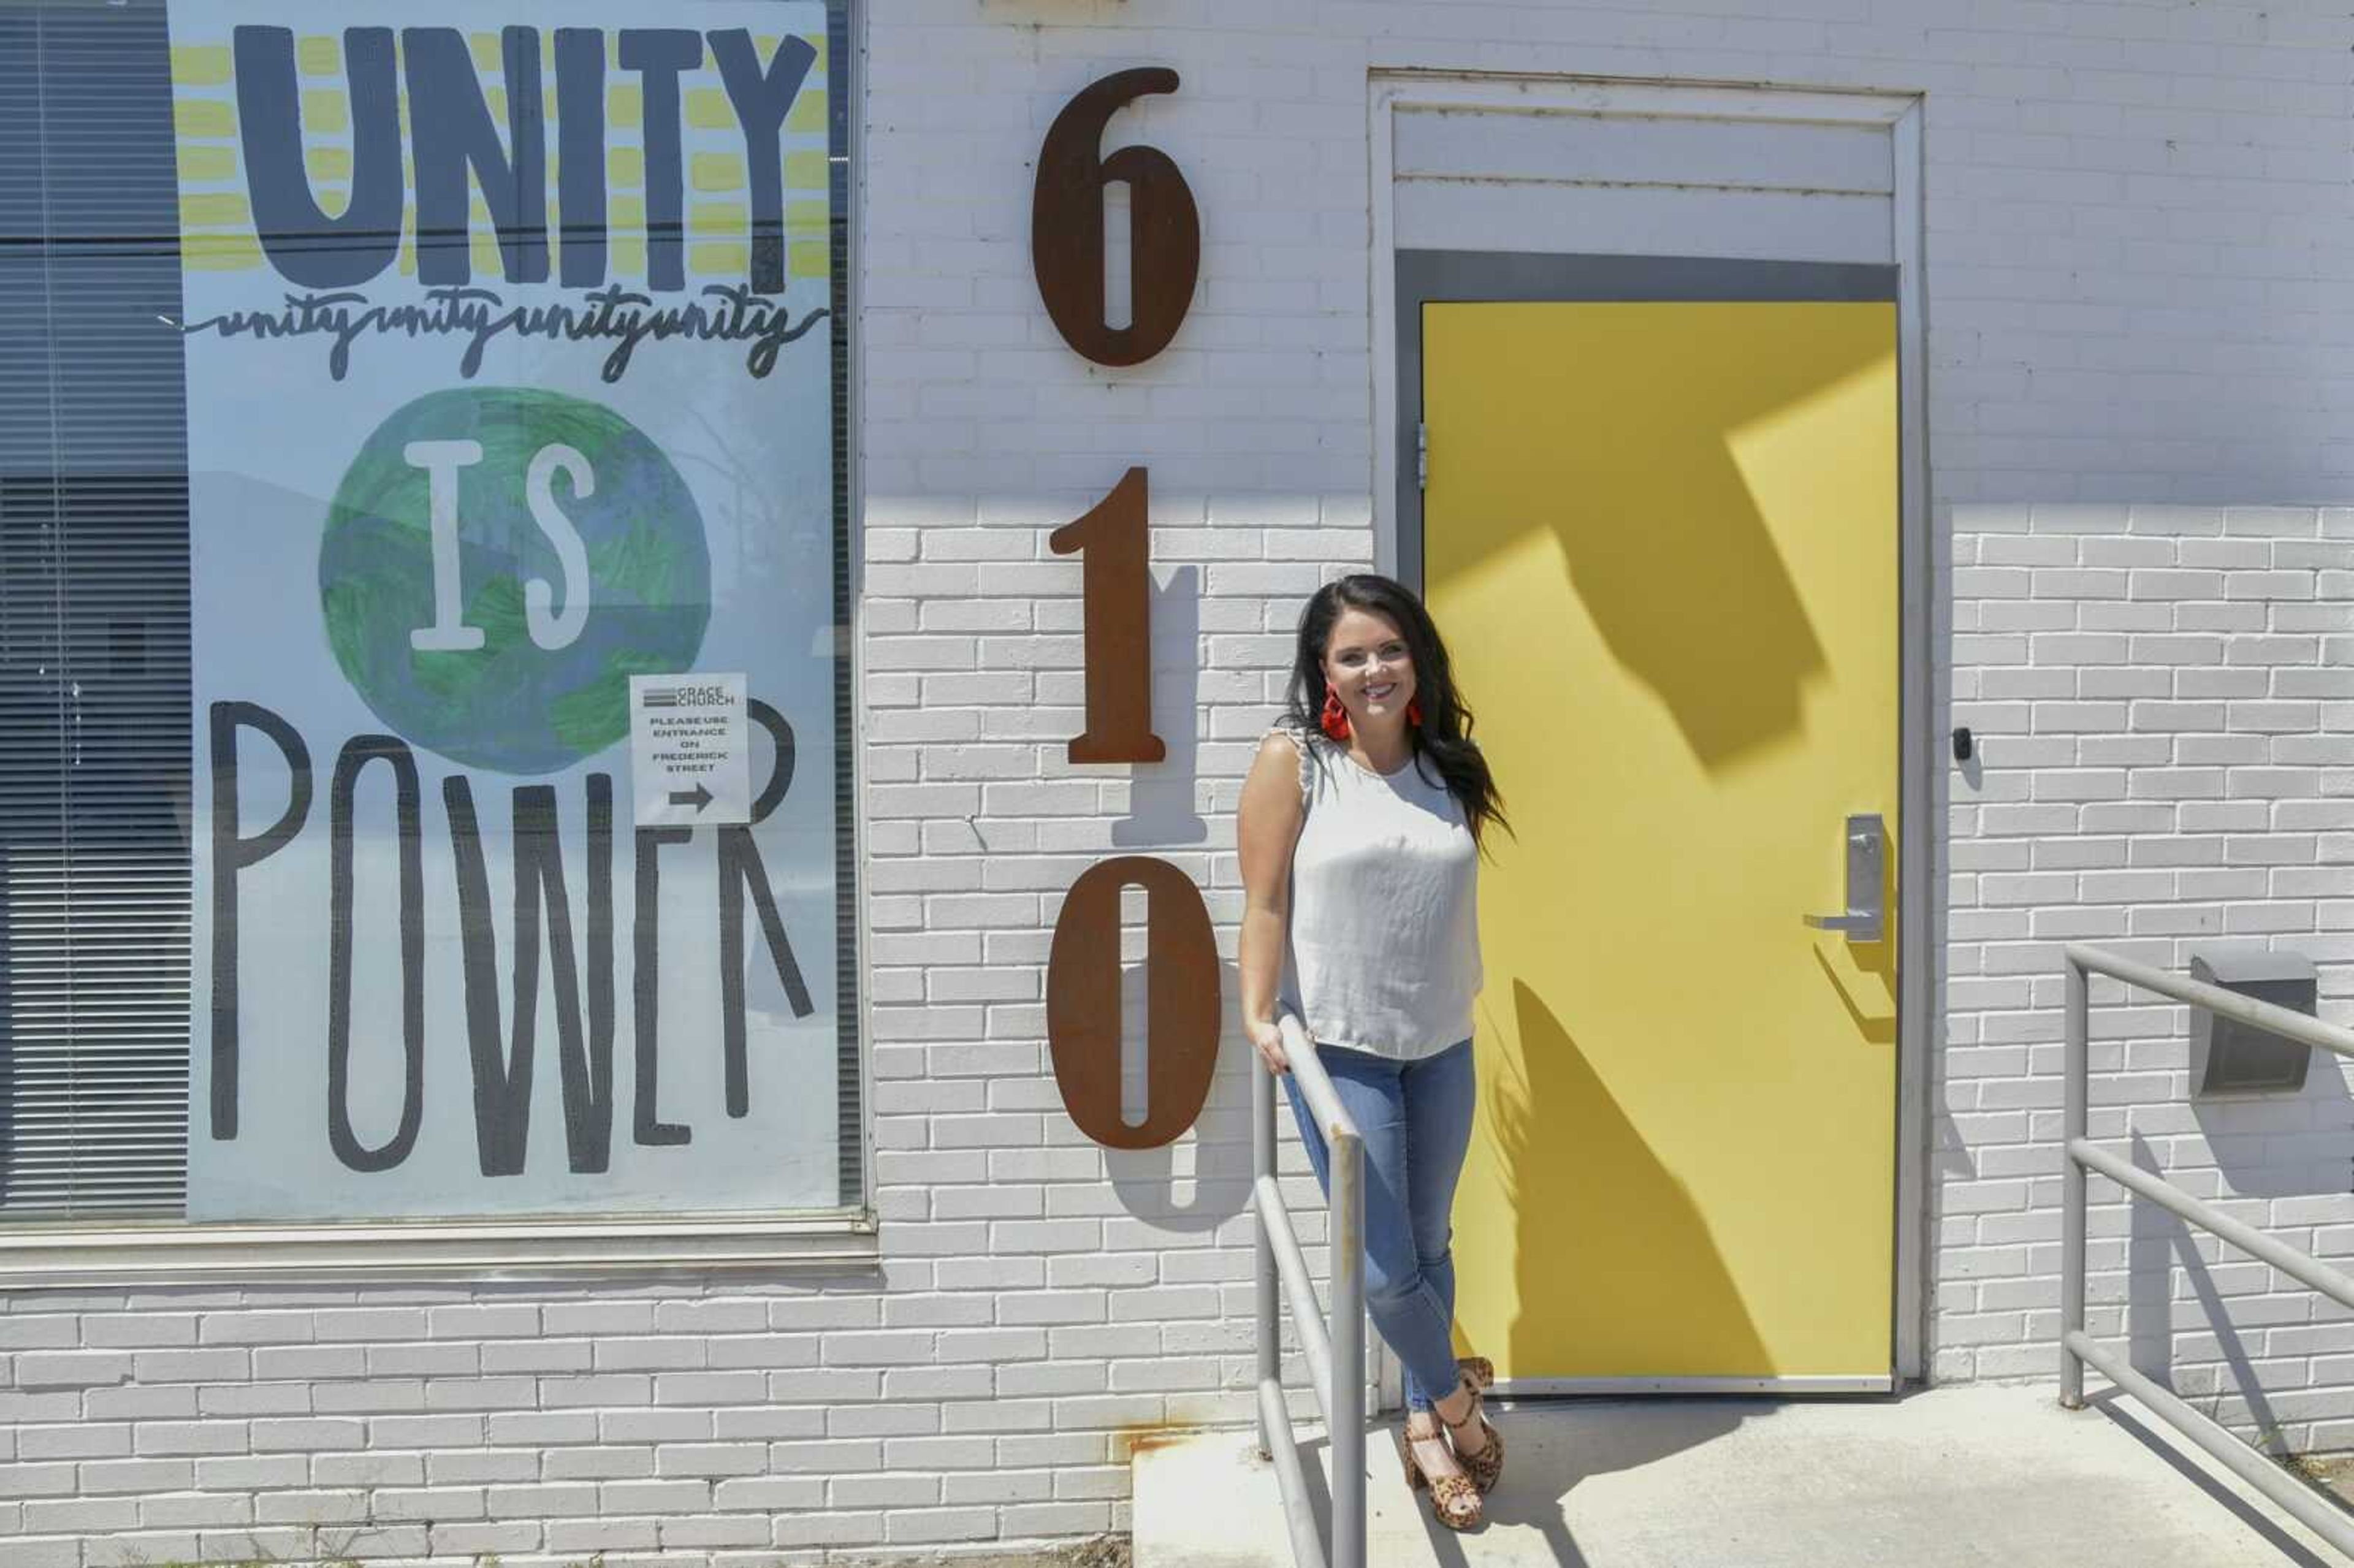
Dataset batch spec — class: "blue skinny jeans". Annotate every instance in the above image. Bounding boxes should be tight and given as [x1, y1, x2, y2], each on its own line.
[1281, 1037, 1477, 1413]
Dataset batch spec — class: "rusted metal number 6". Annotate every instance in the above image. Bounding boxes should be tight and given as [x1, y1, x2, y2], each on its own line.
[1030, 67, 1202, 367]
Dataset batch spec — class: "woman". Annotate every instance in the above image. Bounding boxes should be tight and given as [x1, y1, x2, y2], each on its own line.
[1236, 573, 1510, 1532]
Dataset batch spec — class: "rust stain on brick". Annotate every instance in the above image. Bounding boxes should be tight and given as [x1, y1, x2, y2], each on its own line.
[1114, 1418, 1191, 1461]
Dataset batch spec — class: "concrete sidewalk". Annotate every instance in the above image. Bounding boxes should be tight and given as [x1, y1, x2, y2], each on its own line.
[1133, 1385, 2345, 1566]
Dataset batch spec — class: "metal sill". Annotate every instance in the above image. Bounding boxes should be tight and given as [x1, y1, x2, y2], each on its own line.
[0, 1210, 881, 1289]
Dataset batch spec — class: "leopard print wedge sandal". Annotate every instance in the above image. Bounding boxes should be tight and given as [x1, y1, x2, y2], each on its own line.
[1444, 1375, 1506, 1495]
[1396, 1420, 1483, 1531]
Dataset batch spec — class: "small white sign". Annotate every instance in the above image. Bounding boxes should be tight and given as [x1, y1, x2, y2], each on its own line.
[630, 673, 752, 827]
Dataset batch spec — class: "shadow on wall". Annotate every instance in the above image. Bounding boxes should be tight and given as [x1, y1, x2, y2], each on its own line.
[1813, 921, 1897, 1049]
[1103, 956, 1250, 1236]
[2126, 1037, 2354, 1455]
[2124, 1128, 2303, 1456]
[2191, 1037, 2354, 1201]
[1496, 979, 1770, 1384]
[1402, 978, 1762, 1559]
[1112, 564, 1206, 849]
[1433, 306, 1894, 771]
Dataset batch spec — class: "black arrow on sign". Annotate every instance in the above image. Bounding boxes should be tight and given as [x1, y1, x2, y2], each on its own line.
[668, 783, 714, 812]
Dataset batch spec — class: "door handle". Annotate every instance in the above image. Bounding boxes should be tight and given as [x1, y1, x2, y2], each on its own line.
[1804, 812, 1886, 943]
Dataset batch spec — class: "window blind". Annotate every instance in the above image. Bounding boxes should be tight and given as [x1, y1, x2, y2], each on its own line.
[0, 0, 194, 1219]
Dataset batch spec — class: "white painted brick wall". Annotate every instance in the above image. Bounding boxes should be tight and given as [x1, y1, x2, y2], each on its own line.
[1946, 503, 2354, 1453]
[11, 1, 2354, 1561]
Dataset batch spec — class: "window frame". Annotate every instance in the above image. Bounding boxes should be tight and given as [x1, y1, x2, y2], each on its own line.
[0, 0, 876, 1287]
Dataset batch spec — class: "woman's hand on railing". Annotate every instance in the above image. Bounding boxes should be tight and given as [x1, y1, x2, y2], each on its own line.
[1246, 1016, 1292, 1075]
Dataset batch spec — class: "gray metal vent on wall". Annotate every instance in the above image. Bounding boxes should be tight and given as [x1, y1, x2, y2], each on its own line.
[0, 0, 194, 1218]
[2188, 945, 2317, 1097]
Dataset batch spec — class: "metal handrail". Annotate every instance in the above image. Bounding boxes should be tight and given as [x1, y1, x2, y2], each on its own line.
[1253, 1013, 1366, 1568]
[2060, 943, 2354, 1558]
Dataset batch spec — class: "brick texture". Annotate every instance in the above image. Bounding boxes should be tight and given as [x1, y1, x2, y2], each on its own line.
[1946, 503, 2354, 1454]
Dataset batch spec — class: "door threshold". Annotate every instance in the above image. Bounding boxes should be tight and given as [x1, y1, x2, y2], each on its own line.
[1495, 1374, 1896, 1397]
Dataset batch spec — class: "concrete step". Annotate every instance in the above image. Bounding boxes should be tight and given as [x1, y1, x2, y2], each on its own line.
[1133, 1385, 2345, 1567]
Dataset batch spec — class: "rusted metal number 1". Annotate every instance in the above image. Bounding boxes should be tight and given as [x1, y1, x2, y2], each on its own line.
[1050, 467, 1164, 766]
[1034, 70, 1216, 1149]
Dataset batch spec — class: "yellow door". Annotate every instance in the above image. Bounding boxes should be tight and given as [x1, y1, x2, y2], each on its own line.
[1425, 300, 1899, 1385]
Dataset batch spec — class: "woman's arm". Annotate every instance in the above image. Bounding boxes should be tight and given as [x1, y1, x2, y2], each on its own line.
[1237, 731, 1307, 1073]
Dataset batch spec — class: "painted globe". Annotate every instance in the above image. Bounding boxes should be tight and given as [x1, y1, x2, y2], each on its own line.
[319, 387, 710, 774]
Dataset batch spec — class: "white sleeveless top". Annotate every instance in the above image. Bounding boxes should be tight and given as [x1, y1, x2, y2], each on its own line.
[1272, 716, 1482, 1060]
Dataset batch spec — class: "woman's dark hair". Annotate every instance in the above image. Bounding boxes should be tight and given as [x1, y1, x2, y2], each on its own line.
[1285, 574, 1511, 851]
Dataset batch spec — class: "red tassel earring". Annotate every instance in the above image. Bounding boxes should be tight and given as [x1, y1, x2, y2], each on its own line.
[1320, 689, 1351, 741]
[1407, 698, 1423, 726]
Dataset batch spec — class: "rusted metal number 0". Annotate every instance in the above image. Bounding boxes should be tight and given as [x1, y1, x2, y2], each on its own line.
[1030, 67, 1201, 367]
[1045, 858, 1221, 1150]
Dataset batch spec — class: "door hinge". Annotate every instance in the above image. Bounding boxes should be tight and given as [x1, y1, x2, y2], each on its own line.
[1416, 421, 1428, 492]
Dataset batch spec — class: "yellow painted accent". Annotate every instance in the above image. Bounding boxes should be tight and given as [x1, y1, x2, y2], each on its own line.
[178, 192, 250, 228]
[297, 36, 340, 77]
[306, 146, 352, 181]
[469, 196, 490, 224]
[469, 32, 502, 72]
[784, 150, 828, 191]
[787, 197, 830, 235]
[691, 200, 747, 237]
[399, 238, 416, 277]
[691, 153, 745, 193]
[1425, 301, 1900, 1383]
[608, 148, 646, 190]
[611, 235, 646, 276]
[787, 88, 828, 134]
[609, 84, 642, 129]
[471, 232, 503, 276]
[790, 239, 828, 280]
[182, 232, 264, 271]
[170, 45, 231, 86]
[487, 87, 508, 123]
[178, 145, 238, 183]
[175, 99, 236, 138]
[609, 196, 647, 235]
[302, 89, 349, 134]
[687, 88, 735, 130]
[691, 241, 750, 276]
